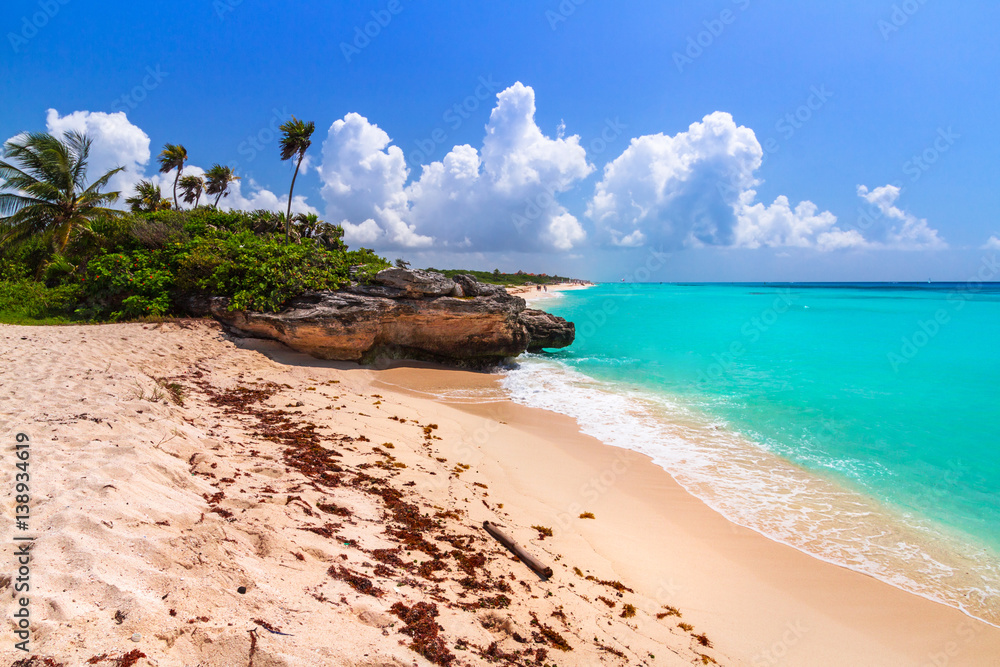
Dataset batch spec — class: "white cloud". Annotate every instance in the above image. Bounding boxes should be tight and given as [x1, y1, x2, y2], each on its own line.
[587, 111, 864, 252]
[19, 104, 954, 259]
[735, 190, 868, 251]
[319, 112, 431, 248]
[856, 184, 947, 250]
[982, 235, 1000, 250]
[44, 109, 151, 197]
[588, 112, 762, 247]
[317, 82, 593, 251]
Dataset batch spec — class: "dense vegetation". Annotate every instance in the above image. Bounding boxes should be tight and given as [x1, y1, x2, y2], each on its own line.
[426, 268, 573, 286]
[0, 127, 574, 326]
[0, 208, 389, 324]
[0, 124, 391, 325]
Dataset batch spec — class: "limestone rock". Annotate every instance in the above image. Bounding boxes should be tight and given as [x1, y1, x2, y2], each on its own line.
[192, 270, 574, 367]
[521, 308, 576, 352]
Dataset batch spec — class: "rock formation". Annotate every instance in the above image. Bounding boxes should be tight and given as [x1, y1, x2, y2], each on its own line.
[520, 308, 577, 352]
[193, 269, 575, 367]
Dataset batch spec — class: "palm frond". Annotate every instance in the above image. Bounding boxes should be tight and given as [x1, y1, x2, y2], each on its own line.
[0, 131, 125, 251]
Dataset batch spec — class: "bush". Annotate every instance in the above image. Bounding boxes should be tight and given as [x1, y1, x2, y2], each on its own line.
[0, 236, 53, 281]
[3, 209, 390, 322]
[177, 231, 380, 312]
[81, 251, 175, 321]
[0, 280, 83, 324]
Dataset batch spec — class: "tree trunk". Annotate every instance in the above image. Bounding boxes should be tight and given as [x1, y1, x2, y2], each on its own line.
[172, 166, 181, 209]
[285, 152, 303, 244]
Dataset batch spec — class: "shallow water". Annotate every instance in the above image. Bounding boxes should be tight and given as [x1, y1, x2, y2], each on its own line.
[503, 283, 1000, 625]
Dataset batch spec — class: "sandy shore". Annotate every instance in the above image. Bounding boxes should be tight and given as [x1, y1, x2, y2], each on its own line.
[2, 321, 999, 666]
[506, 282, 595, 304]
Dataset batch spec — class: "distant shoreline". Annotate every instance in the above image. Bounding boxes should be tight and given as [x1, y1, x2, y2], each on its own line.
[505, 281, 595, 303]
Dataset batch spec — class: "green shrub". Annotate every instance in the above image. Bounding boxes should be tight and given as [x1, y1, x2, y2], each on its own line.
[42, 254, 76, 286]
[0, 280, 83, 324]
[0, 236, 53, 281]
[178, 231, 377, 312]
[81, 251, 175, 321]
[4, 209, 391, 321]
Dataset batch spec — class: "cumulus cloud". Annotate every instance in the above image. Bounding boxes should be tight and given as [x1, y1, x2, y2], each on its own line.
[587, 111, 864, 251]
[44, 109, 151, 197]
[735, 190, 869, 251]
[318, 82, 593, 251]
[222, 179, 319, 216]
[981, 235, 1000, 250]
[20, 103, 952, 258]
[856, 184, 947, 250]
[319, 112, 431, 248]
[588, 112, 761, 247]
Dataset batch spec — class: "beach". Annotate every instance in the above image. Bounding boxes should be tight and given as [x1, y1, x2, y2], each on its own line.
[506, 282, 595, 302]
[2, 318, 999, 666]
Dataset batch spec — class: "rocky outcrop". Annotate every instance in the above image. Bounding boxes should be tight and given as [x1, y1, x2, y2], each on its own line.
[521, 308, 576, 352]
[194, 269, 575, 367]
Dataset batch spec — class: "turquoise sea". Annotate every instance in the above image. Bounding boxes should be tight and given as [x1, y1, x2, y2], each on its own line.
[502, 282, 1000, 625]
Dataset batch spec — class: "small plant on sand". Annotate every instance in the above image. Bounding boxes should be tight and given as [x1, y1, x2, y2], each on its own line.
[693, 632, 713, 648]
[532, 525, 553, 540]
[678, 622, 694, 632]
[127, 379, 165, 403]
[154, 377, 185, 406]
[579, 512, 595, 519]
[620, 603, 636, 619]
[656, 605, 682, 619]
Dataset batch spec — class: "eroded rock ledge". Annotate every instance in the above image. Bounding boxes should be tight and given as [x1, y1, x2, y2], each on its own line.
[190, 268, 575, 367]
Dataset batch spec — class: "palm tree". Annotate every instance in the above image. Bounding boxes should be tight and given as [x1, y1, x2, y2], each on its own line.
[204, 165, 239, 207]
[157, 144, 187, 209]
[293, 212, 345, 251]
[125, 180, 171, 212]
[178, 174, 205, 208]
[0, 131, 123, 252]
[279, 116, 315, 243]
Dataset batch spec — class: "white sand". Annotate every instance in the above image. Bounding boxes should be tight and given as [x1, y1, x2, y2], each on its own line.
[2, 320, 998, 665]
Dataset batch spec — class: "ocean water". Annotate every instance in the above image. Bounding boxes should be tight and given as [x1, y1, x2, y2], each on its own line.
[502, 283, 1000, 625]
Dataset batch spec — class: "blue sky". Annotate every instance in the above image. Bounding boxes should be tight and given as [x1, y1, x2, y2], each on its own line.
[4, 0, 999, 281]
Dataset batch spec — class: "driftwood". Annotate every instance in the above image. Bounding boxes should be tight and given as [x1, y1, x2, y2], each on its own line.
[482, 521, 554, 580]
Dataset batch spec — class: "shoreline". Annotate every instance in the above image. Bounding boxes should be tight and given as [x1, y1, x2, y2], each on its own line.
[503, 356, 1000, 633]
[376, 364, 1000, 665]
[3, 321, 999, 665]
[505, 281, 595, 303]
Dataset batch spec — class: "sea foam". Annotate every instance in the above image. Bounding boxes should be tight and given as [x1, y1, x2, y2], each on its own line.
[502, 355, 1000, 627]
